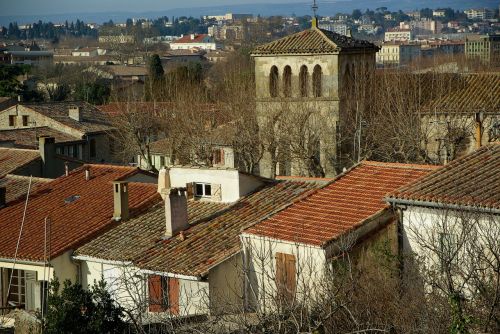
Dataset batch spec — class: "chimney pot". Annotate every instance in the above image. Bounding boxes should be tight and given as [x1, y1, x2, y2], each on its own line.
[85, 166, 91, 180]
[157, 167, 171, 195]
[191, 34, 195, 40]
[69, 106, 80, 122]
[64, 162, 69, 176]
[113, 181, 129, 221]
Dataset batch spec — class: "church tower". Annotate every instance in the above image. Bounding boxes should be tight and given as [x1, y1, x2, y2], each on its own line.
[251, 16, 379, 178]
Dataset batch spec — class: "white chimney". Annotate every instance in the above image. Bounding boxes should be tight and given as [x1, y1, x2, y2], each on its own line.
[85, 166, 91, 180]
[162, 188, 189, 237]
[69, 106, 80, 122]
[113, 181, 129, 221]
[190, 34, 195, 40]
[64, 162, 69, 176]
[157, 167, 171, 194]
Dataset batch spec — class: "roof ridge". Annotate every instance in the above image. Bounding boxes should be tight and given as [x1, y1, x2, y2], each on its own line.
[0, 147, 38, 153]
[362, 160, 440, 170]
[4, 174, 52, 182]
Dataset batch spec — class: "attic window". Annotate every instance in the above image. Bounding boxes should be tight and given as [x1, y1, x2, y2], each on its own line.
[194, 183, 211, 198]
[64, 195, 80, 204]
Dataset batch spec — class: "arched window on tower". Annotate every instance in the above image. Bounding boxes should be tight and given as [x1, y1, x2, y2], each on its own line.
[283, 65, 292, 97]
[269, 66, 279, 98]
[312, 65, 322, 97]
[299, 65, 308, 97]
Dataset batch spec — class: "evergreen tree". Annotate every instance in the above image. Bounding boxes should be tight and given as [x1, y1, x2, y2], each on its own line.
[148, 54, 164, 82]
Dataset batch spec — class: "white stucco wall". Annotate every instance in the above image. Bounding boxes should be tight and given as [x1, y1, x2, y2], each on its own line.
[240, 234, 327, 312]
[208, 252, 244, 314]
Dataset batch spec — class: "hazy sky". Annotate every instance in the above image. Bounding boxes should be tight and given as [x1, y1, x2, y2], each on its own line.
[1, 0, 308, 16]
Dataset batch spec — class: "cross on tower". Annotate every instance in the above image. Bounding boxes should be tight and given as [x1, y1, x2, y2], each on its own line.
[312, 0, 318, 18]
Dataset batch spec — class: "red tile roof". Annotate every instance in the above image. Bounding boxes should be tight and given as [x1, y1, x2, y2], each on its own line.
[0, 164, 160, 261]
[0, 147, 40, 178]
[0, 174, 51, 204]
[244, 161, 439, 246]
[134, 180, 322, 277]
[173, 34, 211, 44]
[388, 144, 500, 210]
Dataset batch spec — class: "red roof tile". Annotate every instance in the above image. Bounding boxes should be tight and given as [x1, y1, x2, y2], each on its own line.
[244, 161, 439, 246]
[0, 174, 51, 203]
[0, 164, 160, 261]
[0, 147, 40, 178]
[388, 144, 500, 210]
[173, 34, 211, 44]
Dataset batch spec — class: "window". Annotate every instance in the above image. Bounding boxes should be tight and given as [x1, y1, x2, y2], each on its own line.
[148, 275, 179, 315]
[283, 65, 292, 97]
[160, 155, 166, 167]
[269, 66, 279, 98]
[195, 183, 212, 197]
[9, 115, 16, 127]
[89, 138, 96, 158]
[22, 115, 29, 126]
[275, 253, 296, 304]
[312, 65, 322, 97]
[299, 65, 308, 97]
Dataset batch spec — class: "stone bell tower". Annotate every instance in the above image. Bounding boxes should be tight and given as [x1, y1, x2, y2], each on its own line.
[251, 16, 378, 178]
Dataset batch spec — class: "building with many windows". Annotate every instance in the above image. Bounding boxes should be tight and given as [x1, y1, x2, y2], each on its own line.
[465, 34, 500, 66]
[376, 42, 421, 67]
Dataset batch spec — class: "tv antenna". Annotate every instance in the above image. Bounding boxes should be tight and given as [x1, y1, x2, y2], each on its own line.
[312, 0, 319, 18]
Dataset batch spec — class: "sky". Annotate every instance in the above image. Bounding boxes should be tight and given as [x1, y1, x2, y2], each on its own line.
[0, 0, 307, 16]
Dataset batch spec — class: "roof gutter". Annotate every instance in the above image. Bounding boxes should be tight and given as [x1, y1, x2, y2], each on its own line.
[72, 255, 133, 267]
[0, 257, 46, 267]
[140, 269, 201, 281]
[386, 197, 500, 215]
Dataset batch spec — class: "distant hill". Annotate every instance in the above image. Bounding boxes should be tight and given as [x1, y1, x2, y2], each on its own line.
[0, 0, 498, 26]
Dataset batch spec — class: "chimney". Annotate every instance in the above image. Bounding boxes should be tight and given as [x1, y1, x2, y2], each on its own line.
[0, 187, 6, 208]
[190, 34, 196, 40]
[157, 167, 171, 193]
[17, 95, 23, 102]
[39, 136, 56, 178]
[85, 166, 91, 180]
[68, 106, 80, 122]
[64, 162, 69, 176]
[162, 188, 189, 238]
[112, 181, 129, 221]
[475, 112, 483, 149]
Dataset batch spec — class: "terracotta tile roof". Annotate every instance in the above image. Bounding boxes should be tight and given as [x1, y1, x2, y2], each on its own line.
[0, 127, 80, 149]
[20, 101, 114, 134]
[134, 180, 322, 277]
[0, 174, 51, 203]
[388, 144, 500, 210]
[0, 147, 40, 178]
[0, 164, 160, 262]
[423, 73, 500, 112]
[75, 200, 229, 262]
[252, 27, 378, 55]
[173, 34, 211, 44]
[244, 161, 439, 247]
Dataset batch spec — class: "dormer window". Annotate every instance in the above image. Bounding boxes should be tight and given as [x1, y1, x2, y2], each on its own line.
[195, 183, 212, 198]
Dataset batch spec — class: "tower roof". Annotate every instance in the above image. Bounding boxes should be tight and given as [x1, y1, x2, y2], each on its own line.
[251, 27, 378, 56]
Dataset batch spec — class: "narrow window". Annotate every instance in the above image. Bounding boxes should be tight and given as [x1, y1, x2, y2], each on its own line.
[22, 115, 29, 126]
[312, 65, 322, 97]
[299, 65, 308, 97]
[283, 65, 292, 97]
[160, 155, 165, 167]
[9, 115, 16, 127]
[269, 66, 279, 98]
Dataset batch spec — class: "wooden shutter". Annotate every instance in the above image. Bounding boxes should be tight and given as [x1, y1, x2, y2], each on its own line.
[220, 149, 225, 166]
[168, 278, 180, 315]
[148, 275, 164, 312]
[275, 252, 296, 304]
[211, 183, 222, 201]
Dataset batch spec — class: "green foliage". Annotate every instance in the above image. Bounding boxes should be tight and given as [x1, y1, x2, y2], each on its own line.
[43, 278, 125, 334]
[148, 54, 164, 82]
[352, 9, 362, 20]
[0, 64, 30, 97]
[74, 81, 110, 105]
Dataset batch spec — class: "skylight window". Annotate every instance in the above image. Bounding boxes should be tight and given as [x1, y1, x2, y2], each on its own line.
[64, 195, 80, 204]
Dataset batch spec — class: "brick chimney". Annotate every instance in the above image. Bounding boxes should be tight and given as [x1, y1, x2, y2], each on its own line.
[69, 106, 80, 122]
[112, 181, 129, 221]
[162, 188, 189, 238]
